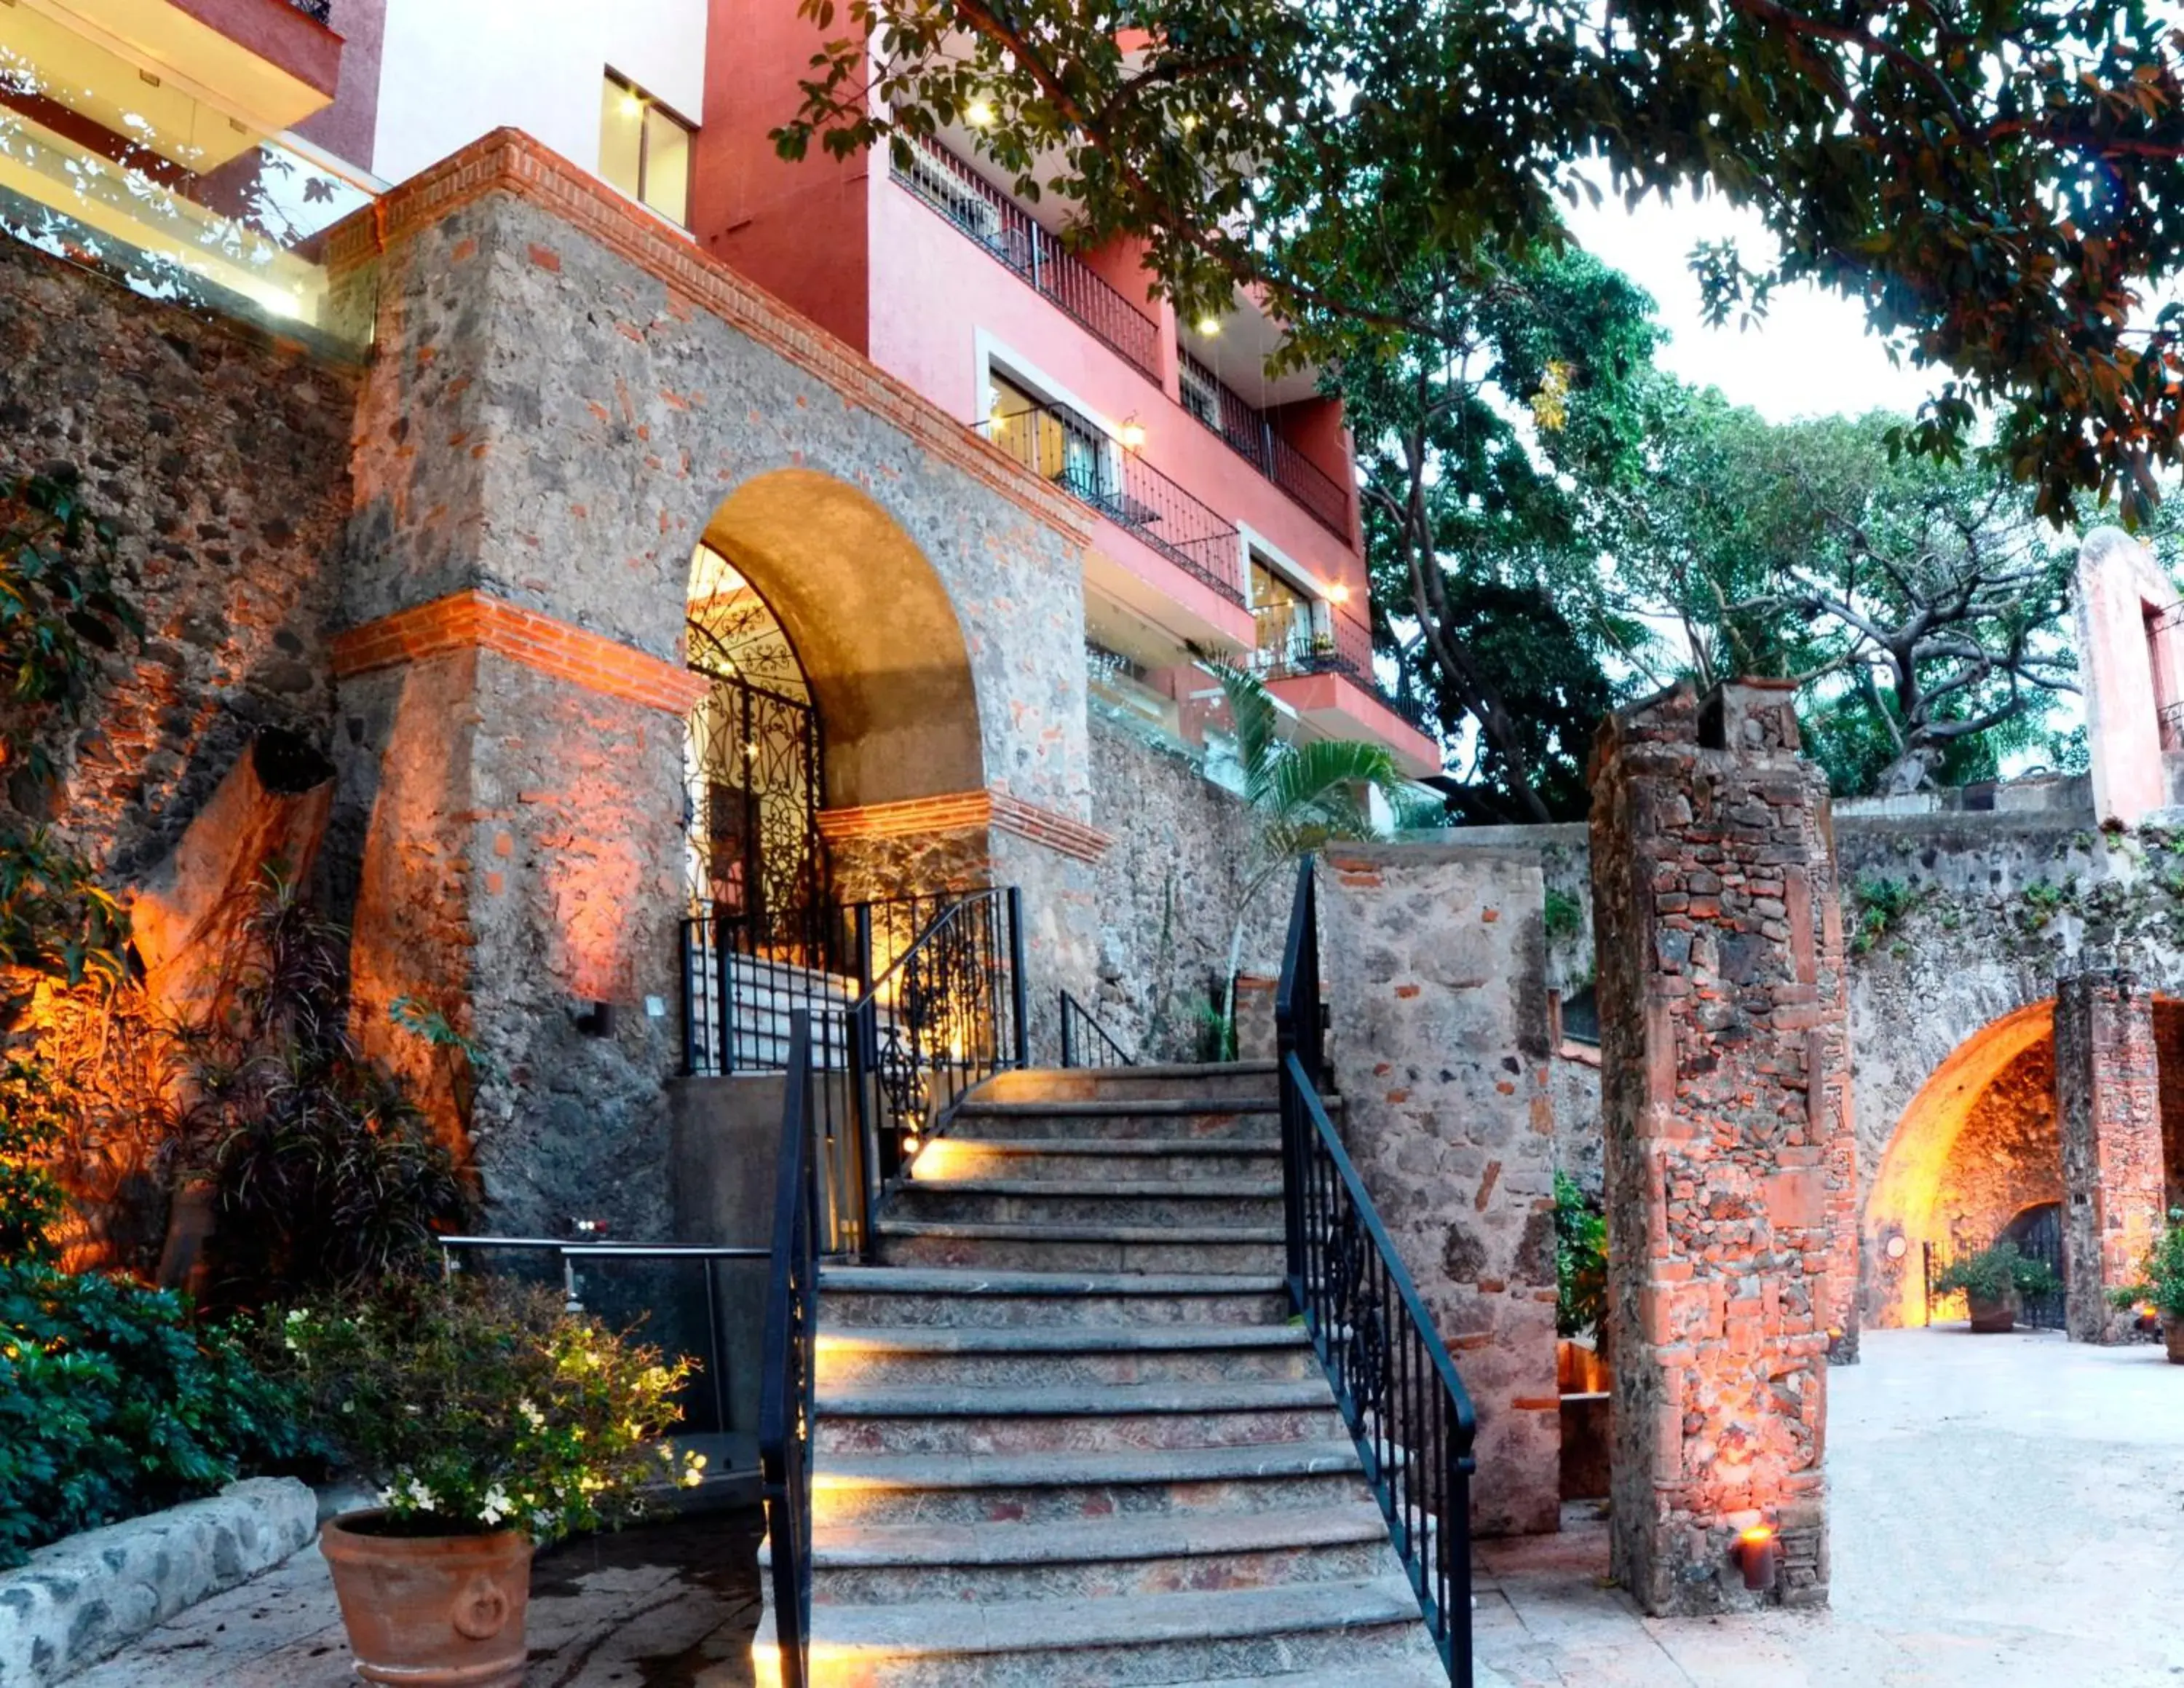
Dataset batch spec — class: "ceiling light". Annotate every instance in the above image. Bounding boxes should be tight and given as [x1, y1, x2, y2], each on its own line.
[965, 98, 996, 127]
[1195, 315, 1221, 336]
[620, 92, 643, 118]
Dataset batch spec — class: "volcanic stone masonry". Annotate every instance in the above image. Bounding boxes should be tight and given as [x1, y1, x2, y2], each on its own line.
[1588, 679, 1854, 1616]
[2056, 968, 2166, 1343]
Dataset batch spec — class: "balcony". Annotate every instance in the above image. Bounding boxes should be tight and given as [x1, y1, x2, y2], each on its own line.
[894, 135, 1162, 382]
[1249, 608, 1440, 774]
[1180, 350, 1353, 543]
[978, 399, 1245, 607]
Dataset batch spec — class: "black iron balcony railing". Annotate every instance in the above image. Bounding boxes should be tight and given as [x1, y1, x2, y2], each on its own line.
[759, 1011, 819, 1688]
[894, 135, 1163, 380]
[978, 402, 1245, 605]
[1249, 607, 1436, 734]
[1059, 988, 1134, 1067]
[289, 0, 334, 20]
[1181, 350, 1353, 542]
[1278, 858, 1476, 1684]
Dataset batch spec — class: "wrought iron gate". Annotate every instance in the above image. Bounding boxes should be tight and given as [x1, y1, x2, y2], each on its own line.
[686, 671, 824, 934]
[2001, 1202, 2067, 1330]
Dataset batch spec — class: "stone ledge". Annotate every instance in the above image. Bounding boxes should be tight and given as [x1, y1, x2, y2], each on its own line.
[0, 1478, 317, 1685]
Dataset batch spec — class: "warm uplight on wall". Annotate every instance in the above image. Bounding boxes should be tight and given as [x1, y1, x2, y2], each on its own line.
[1119, 417, 1147, 451]
[965, 98, 997, 127]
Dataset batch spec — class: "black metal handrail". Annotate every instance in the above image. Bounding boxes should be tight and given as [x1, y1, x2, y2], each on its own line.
[1276, 857, 1476, 1684]
[681, 893, 982, 1077]
[894, 135, 1163, 379]
[976, 403, 1246, 605]
[1180, 350, 1353, 541]
[1059, 988, 1134, 1067]
[759, 1012, 820, 1688]
[1249, 608, 1436, 733]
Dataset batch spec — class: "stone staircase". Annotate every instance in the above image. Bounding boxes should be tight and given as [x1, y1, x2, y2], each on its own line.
[753, 1061, 1448, 1686]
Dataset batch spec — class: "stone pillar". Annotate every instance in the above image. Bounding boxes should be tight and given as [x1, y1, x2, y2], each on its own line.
[2056, 969, 2165, 1343]
[1588, 679, 1853, 1616]
[1321, 843, 1561, 1538]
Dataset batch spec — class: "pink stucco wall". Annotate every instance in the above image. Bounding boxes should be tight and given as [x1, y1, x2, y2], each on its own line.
[864, 175, 1369, 623]
[2076, 526, 2182, 827]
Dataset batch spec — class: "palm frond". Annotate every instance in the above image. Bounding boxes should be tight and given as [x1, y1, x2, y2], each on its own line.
[1266, 738, 1404, 829]
[1211, 662, 1282, 798]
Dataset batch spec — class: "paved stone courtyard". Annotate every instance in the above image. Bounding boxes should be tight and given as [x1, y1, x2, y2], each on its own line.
[75, 1327, 2184, 1686]
[1479, 1328, 2184, 1687]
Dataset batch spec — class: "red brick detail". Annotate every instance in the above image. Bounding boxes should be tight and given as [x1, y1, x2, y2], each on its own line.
[330, 591, 708, 716]
[325, 130, 1092, 548]
[818, 790, 1112, 863]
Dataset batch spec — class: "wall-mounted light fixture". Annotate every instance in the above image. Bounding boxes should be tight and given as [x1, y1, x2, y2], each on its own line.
[1733, 1523, 1779, 1592]
[574, 1000, 616, 1038]
[1195, 315, 1222, 336]
[965, 98, 997, 127]
[1118, 417, 1147, 451]
[1323, 580, 1350, 604]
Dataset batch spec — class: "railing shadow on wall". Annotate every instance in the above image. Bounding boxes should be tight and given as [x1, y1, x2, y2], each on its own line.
[1278, 856, 1476, 1684]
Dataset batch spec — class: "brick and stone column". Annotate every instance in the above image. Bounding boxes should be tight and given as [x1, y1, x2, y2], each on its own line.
[1588, 679, 1853, 1615]
[2056, 969, 2165, 1343]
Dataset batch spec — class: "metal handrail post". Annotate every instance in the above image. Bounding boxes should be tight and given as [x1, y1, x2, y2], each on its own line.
[1006, 886, 1029, 1068]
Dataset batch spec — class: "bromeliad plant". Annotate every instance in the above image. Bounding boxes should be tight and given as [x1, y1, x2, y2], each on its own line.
[272, 1278, 702, 1542]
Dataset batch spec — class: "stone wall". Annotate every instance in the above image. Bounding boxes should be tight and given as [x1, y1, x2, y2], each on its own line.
[1590, 681, 1846, 1614]
[1933, 1036, 2062, 1256]
[0, 238, 356, 882]
[1087, 712, 1282, 1062]
[1320, 843, 1559, 1539]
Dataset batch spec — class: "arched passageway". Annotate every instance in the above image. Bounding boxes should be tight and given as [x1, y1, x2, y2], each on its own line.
[1866, 995, 2184, 1327]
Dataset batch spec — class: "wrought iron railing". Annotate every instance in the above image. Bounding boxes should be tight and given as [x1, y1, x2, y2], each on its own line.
[1249, 607, 1436, 734]
[289, 0, 333, 20]
[681, 893, 986, 1076]
[1277, 858, 1475, 1684]
[1059, 988, 1134, 1067]
[977, 403, 1245, 604]
[894, 136, 1162, 379]
[1180, 350, 1353, 540]
[759, 1011, 820, 1688]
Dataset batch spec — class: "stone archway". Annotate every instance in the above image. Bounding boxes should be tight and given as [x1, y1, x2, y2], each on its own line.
[1864, 1000, 2057, 1328]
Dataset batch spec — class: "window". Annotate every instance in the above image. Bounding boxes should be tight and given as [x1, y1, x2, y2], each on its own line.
[1249, 554, 1317, 670]
[599, 71, 692, 226]
[986, 372, 1112, 502]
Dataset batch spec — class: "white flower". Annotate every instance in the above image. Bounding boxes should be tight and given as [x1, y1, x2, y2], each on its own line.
[406, 1479, 438, 1511]
[517, 1398, 546, 1432]
[531, 1510, 555, 1533]
[478, 1484, 512, 1526]
[376, 1486, 397, 1508]
[285, 1309, 307, 1324]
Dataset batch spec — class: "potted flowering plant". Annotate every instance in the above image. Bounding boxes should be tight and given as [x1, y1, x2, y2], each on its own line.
[273, 1278, 701, 1688]
[2110, 1209, 2184, 1362]
[1933, 1240, 2060, 1333]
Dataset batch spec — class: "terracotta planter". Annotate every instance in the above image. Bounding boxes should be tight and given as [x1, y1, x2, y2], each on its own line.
[321, 1511, 534, 1688]
[2166, 1320, 2184, 1365]
[1966, 1295, 2016, 1333]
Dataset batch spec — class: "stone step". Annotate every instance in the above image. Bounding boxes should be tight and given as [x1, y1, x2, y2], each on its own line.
[887, 1176, 1283, 1230]
[874, 1219, 1284, 1276]
[808, 1439, 1371, 1526]
[798, 1501, 1401, 1605]
[752, 1574, 1440, 1687]
[818, 1266, 1294, 1329]
[815, 1322, 1317, 1389]
[812, 1380, 1345, 1458]
[946, 1099, 1280, 1144]
[978, 1062, 1281, 1106]
[1164, 1664, 1457, 1688]
[914, 1136, 1280, 1183]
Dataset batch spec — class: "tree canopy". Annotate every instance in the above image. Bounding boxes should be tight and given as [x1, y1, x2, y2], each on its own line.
[780, 0, 2184, 525]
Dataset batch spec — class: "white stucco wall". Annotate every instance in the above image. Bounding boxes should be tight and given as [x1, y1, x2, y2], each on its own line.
[368, 0, 705, 188]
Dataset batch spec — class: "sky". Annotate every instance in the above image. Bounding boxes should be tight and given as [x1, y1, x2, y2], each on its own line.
[1564, 185, 1944, 426]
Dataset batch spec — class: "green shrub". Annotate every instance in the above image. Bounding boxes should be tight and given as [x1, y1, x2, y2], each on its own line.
[1543, 888, 1583, 942]
[1554, 1171, 1607, 1340]
[1848, 876, 1922, 955]
[1933, 1240, 2060, 1306]
[0, 1263, 301, 1567]
[271, 1278, 699, 1542]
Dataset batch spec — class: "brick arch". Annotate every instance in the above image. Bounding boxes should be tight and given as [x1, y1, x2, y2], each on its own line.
[697, 467, 984, 811]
